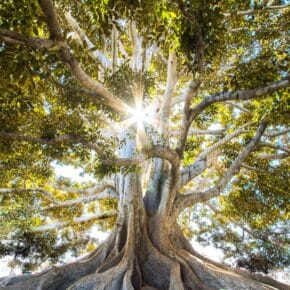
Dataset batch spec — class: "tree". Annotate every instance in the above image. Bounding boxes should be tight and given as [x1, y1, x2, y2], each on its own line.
[0, 0, 289, 289]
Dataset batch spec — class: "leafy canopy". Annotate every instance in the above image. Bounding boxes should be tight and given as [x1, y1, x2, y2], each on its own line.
[0, 0, 289, 275]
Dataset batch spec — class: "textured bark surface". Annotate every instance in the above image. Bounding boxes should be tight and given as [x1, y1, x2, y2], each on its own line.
[0, 133, 288, 290]
[1, 200, 289, 290]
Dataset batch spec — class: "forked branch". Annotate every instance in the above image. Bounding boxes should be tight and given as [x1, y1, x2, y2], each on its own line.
[33, 0, 129, 114]
[189, 76, 289, 123]
[179, 122, 253, 189]
[175, 120, 268, 213]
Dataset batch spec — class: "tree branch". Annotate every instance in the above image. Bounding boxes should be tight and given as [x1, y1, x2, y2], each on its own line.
[223, 4, 290, 17]
[0, 187, 118, 210]
[130, 20, 143, 72]
[170, 93, 187, 107]
[64, 11, 111, 69]
[178, 122, 253, 189]
[198, 123, 253, 159]
[189, 76, 289, 123]
[160, 51, 177, 138]
[225, 101, 250, 114]
[241, 164, 270, 174]
[175, 120, 268, 212]
[32, 210, 117, 232]
[111, 23, 119, 73]
[176, 81, 201, 157]
[264, 128, 290, 137]
[191, 129, 225, 136]
[144, 43, 157, 72]
[118, 39, 128, 58]
[37, 0, 129, 114]
[171, 128, 225, 137]
[105, 145, 179, 167]
[0, 131, 104, 155]
[0, 131, 178, 167]
[258, 141, 290, 154]
[0, 28, 63, 50]
[53, 179, 114, 195]
[0, 188, 58, 204]
[258, 152, 289, 160]
[43, 189, 118, 211]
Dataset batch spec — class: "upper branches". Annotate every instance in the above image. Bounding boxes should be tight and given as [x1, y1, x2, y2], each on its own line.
[223, 4, 290, 17]
[0, 131, 179, 167]
[189, 76, 289, 123]
[174, 120, 268, 213]
[0, 29, 62, 51]
[179, 122, 253, 189]
[0, 0, 130, 114]
[174, 75, 289, 163]
[37, 0, 129, 114]
[160, 51, 177, 138]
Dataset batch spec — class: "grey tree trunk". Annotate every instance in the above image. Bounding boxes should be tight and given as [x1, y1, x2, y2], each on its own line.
[0, 195, 288, 290]
[0, 135, 288, 290]
[0, 123, 289, 290]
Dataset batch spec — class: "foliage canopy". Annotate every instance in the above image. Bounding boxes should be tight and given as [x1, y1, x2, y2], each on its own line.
[0, 0, 289, 287]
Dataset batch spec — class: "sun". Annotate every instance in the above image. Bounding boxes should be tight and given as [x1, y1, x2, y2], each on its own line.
[129, 106, 147, 125]
[118, 102, 157, 135]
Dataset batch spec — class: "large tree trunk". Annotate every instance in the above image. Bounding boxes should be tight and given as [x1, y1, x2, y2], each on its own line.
[0, 185, 288, 290]
[0, 135, 288, 290]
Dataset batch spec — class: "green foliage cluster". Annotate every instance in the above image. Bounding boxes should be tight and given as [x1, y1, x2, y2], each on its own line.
[184, 158, 289, 273]
[0, 0, 289, 275]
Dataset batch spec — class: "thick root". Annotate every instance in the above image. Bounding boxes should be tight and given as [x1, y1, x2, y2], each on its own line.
[1, 244, 288, 290]
[169, 262, 184, 290]
[0, 234, 115, 290]
[1, 223, 288, 290]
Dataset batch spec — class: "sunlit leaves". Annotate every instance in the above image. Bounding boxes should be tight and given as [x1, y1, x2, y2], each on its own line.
[0, 0, 289, 275]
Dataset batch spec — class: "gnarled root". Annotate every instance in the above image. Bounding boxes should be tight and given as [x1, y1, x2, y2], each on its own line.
[0, 232, 116, 290]
[1, 222, 289, 290]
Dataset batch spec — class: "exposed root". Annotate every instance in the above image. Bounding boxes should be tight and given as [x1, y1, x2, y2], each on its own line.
[1, 217, 288, 290]
[132, 257, 143, 289]
[140, 231, 172, 289]
[178, 240, 289, 290]
[96, 248, 125, 273]
[169, 262, 184, 290]
[122, 264, 134, 290]
[67, 253, 129, 288]
[178, 249, 283, 290]
[67, 205, 136, 290]
[0, 233, 116, 290]
[170, 225, 290, 290]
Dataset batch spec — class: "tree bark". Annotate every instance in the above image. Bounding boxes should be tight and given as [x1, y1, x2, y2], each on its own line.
[1, 130, 288, 290]
[1, 172, 289, 290]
